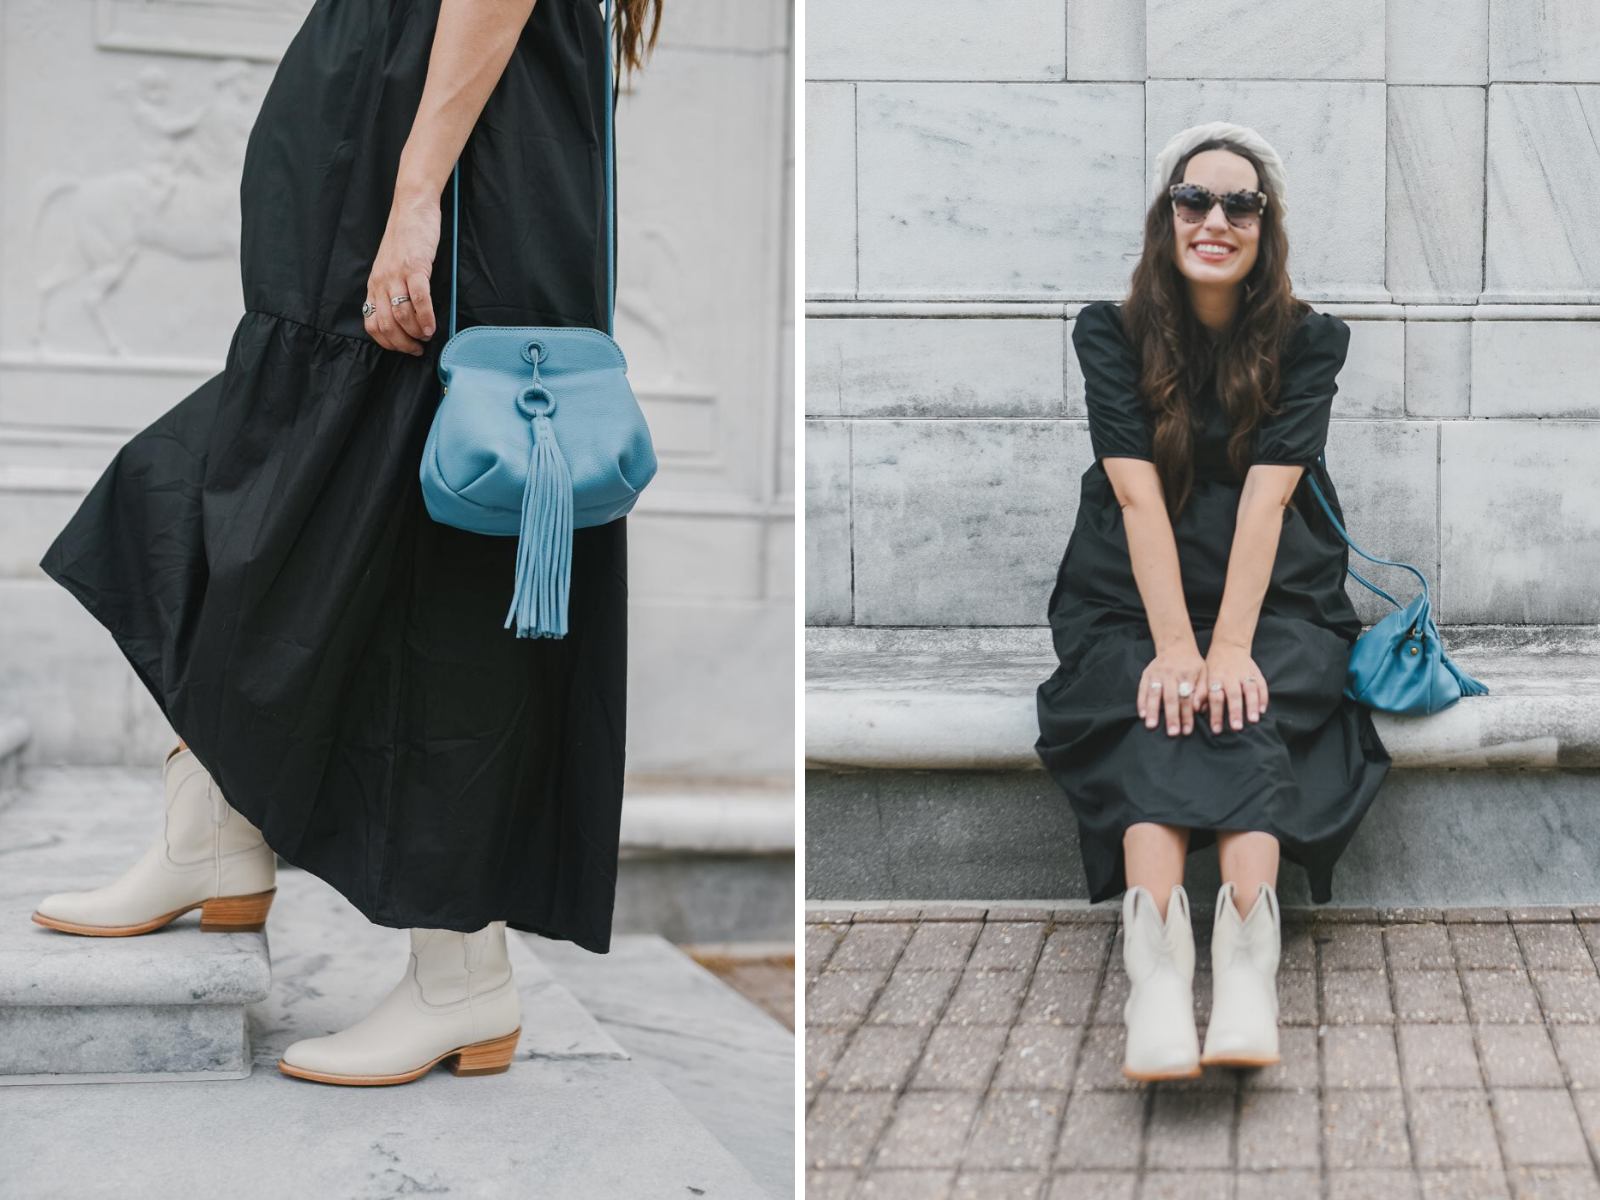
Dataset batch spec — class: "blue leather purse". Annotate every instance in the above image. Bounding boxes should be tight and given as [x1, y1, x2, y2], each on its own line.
[420, 0, 657, 639]
[1305, 454, 1486, 715]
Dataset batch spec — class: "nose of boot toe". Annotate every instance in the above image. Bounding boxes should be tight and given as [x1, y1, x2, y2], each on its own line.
[278, 1035, 333, 1072]
[32, 891, 86, 922]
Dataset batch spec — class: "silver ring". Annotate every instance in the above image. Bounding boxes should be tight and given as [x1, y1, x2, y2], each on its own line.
[1209, 684, 1224, 692]
[361, 300, 376, 318]
[1177, 681, 1193, 698]
[1245, 675, 1258, 682]
[391, 295, 411, 307]
[1148, 680, 1162, 691]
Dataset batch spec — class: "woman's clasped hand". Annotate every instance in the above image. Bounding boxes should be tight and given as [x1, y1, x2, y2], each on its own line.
[1136, 641, 1268, 737]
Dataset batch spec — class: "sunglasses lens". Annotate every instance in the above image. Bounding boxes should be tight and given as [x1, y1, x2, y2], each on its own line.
[1223, 193, 1264, 227]
[1171, 186, 1211, 223]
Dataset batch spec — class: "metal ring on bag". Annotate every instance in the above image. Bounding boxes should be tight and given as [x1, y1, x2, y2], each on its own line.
[521, 340, 548, 365]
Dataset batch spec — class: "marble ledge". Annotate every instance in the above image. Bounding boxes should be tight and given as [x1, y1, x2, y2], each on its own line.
[806, 300, 1600, 321]
[804, 624, 1600, 772]
[807, 415, 1594, 424]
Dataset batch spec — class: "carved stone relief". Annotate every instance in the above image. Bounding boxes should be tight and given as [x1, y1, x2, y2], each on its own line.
[27, 58, 271, 356]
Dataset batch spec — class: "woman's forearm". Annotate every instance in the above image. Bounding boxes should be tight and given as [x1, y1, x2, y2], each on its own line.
[1212, 465, 1303, 650]
[395, 0, 540, 204]
[1123, 500, 1198, 654]
[1103, 459, 1196, 654]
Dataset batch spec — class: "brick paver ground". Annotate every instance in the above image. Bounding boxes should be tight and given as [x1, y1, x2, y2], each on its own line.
[805, 902, 1600, 1199]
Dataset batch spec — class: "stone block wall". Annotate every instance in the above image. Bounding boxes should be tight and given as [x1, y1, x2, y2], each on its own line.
[0, 0, 795, 776]
[804, 0, 1600, 631]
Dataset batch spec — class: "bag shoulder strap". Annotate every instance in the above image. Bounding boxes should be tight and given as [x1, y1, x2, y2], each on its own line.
[1305, 452, 1430, 614]
[448, 0, 615, 340]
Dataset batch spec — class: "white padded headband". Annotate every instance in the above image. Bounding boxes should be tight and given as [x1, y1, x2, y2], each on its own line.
[1151, 121, 1288, 221]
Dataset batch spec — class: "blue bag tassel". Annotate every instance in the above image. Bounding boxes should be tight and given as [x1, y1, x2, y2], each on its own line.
[1442, 652, 1489, 697]
[504, 376, 573, 639]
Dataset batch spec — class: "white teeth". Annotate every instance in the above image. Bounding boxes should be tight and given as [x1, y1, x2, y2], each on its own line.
[1193, 244, 1233, 256]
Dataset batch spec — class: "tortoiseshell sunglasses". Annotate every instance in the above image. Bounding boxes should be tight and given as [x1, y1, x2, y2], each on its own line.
[1169, 183, 1269, 229]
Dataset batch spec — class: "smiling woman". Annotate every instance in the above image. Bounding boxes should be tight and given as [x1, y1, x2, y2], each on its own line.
[1033, 121, 1390, 1082]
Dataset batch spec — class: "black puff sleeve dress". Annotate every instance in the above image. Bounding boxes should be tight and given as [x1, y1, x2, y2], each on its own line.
[1034, 301, 1391, 904]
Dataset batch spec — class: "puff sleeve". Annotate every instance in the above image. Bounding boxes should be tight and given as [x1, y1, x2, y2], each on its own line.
[1073, 301, 1154, 462]
[1254, 311, 1351, 468]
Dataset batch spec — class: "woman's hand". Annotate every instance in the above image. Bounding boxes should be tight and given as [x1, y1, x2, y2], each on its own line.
[1202, 640, 1269, 733]
[364, 190, 441, 355]
[1137, 642, 1209, 737]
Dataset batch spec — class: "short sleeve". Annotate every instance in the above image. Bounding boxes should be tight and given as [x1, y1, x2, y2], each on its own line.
[1073, 301, 1153, 462]
[1254, 311, 1351, 468]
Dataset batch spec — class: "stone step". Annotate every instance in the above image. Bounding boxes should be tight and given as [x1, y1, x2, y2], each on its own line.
[535, 933, 796, 1199]
[0, 767, 625, 1084]
[0, 767, 269, 1082]
[806, 625, 1600, 908]
[0, 767, 770, 1196]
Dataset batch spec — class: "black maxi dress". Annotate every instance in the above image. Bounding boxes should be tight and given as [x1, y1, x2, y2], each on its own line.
[38, 0, 628, 953]
[1034, 301, 1391, 905]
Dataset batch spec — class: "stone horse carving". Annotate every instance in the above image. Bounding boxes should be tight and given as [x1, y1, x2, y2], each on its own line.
[31, 61, 265, 355]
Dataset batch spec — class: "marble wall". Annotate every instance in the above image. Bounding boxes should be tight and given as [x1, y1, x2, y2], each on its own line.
[805, 0, 1600, 630]
[0, 0, 795, 775]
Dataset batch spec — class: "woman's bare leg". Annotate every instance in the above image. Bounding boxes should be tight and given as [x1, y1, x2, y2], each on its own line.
[1216, 830, 1280, 917]
[1124, 822, 1189, 920]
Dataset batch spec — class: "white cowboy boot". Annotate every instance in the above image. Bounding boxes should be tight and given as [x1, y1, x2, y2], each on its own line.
[1121, 883, 1202, 1080]
[278, 921, 523, 1086]
[32, 745, 276, 936]
[1200, 880, 1282, 1067]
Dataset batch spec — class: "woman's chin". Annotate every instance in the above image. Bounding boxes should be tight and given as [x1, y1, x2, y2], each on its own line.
[1180, 263, 1246, 286]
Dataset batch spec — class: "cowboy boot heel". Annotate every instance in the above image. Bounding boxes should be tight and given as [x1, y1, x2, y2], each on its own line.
[199, 888, 278, 933]
[449, 1027, 523, 1076]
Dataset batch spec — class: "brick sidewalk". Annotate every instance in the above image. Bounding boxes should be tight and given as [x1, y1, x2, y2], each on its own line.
[805, 902, 1600, 1200]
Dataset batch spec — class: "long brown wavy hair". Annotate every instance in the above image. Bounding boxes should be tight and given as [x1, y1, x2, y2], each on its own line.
[612, 0, 663, 80]
[1120, 138, 1310, 519]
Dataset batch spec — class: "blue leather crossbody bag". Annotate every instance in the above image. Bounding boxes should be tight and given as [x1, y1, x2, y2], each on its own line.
[1305, 453, 1486, 715]
[419, 0, 657, 639]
